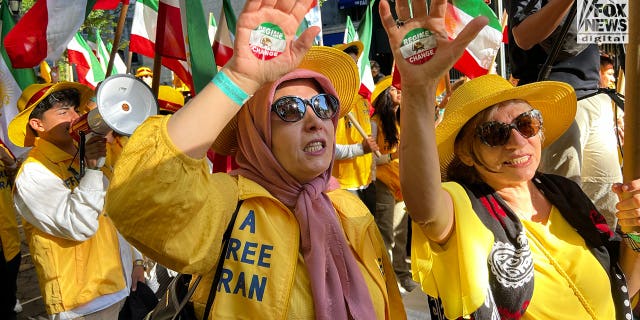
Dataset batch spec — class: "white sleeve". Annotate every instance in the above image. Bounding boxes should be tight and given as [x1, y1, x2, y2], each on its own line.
[335, 143, 365, 160]
[14, 162, 106, 241]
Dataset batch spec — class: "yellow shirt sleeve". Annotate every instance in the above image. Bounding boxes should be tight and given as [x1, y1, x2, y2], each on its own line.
[105, 116, 239, 275]
[411, 181, 494, 319]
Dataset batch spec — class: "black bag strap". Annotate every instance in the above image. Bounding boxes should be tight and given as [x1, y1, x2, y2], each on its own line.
[202, 200, 244, 320]
[537, 1, 577, 81]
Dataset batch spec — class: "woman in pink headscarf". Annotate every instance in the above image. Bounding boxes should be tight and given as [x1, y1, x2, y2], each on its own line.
[101, 0, 443, 319]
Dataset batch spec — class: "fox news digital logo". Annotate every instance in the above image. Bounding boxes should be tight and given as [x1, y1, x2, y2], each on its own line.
[577, 0, 628, 44]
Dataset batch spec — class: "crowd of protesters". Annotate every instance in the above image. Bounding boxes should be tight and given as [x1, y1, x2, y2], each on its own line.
[2, 0, 640, 319]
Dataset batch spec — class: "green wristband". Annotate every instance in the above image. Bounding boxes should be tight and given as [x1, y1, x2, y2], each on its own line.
[211, 71, 250, 106]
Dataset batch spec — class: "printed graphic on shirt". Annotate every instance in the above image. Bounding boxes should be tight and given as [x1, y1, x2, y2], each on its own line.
[218, 210, 274, 301]
[249, 23, 286, 60]
[400, 28, 437, 65]
[0, 169, 13, 189]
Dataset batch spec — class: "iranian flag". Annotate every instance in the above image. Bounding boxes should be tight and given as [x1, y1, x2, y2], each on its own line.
[0, 4, 36, 157]
[446, 0, 502, 78]
[67, 32, 106, 88]
[212, 0, 236, 67]
[2, 0, 119, 68]
[94, 30, 126, 75]
[130, 0, 214, 93]
[208, 12, 217, 46]
[343, 1, 375, 100]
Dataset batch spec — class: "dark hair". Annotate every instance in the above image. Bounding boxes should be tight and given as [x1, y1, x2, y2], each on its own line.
[373, 87, 400, 149]
[600, 54, 614, 68]
[370, 60, 380, 69]
[343, 45, 360, 57]
[29, 88, 81, 120]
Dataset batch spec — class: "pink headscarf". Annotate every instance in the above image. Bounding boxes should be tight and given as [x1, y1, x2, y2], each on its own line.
[231, 69, 376, 319]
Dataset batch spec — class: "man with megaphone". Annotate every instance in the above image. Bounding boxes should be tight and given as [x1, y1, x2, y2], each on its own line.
[8, 82, 146, 319]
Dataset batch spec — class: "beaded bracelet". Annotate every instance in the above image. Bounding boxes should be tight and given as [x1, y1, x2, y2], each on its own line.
[621, 232, 640, 252]
[211, 71, 251, 106]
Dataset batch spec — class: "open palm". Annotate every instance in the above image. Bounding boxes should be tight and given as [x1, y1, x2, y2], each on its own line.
[380, 0, 488, 88]
[225, 0, 320, 87]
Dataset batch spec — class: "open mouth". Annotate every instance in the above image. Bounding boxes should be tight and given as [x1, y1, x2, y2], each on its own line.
[303, 141, 324, 153]
[504, 155, 530, 165]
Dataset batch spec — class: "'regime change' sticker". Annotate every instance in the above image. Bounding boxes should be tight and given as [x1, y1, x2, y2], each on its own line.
[249, 23, 286, 60]
[400, 28, 437, 65]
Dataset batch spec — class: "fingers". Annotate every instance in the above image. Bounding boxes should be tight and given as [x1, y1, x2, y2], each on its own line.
[379, 0, 398, 33]
[412, 0, 428, 19]
[289, 0, 314, 20]
[616, 193, 640, 211]
[429, 0, 448, 19]
[395, 0, 412, 21]
[449, 16, 488, 53]
[290, 26, 319, 56]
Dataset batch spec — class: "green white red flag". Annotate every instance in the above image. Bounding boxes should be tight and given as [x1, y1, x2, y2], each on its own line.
[446, 0, 502, 78]
[208, 12, 217, 46]
[212, 0, 236, 67]
[130, 0, 215, 93]
[343, 2, 375, 100]
[0, 4, 36, 157]
[3, 0, 119, 68]
[67, 32, 106, 88]
[93, 30, 127, 75]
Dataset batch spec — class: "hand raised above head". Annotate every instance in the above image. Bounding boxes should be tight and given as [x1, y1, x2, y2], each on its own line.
[224, 0, 320, 92]
[379, 0, 488, 88]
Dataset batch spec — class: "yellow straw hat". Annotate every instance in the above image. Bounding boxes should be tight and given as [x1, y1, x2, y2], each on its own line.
[135, 66, 153, 78]
[371, 75, 392, 104]
[212, 46, 360, 155]
[436, 74, 576, 175]
[333, 40, 364, 60]
[158, 85, 185, 113]
[8, 82, 94, 147]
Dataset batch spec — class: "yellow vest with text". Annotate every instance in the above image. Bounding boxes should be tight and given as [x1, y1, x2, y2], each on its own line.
[0, 164, 20, 261]
[105, 116, 406, 320]
[18, 138, 125, 314]
[333, 94, 374, 189]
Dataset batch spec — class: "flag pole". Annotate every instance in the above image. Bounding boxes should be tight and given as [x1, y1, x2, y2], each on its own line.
[106, 2, 130, 77]
[346, 112, 382, 158]
[488, 9, 508, 75]
[622, 0, 639, 234]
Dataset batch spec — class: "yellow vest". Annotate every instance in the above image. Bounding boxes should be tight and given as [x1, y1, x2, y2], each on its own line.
[333, 94, 374, 189]
[106, 116, 406, 319]
[0, 165, 20, 261]
[372, 115, 402, 201]
[18, 138, 125, 314]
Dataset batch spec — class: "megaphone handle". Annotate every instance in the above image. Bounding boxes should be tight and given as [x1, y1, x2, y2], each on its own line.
[79, 132, 86, 178]
[84, 132, 106, 169]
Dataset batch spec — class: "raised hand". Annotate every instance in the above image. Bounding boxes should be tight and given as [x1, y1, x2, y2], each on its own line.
[224, 0, 319, 91]
[379, 0, 487, 88]
[613, 180, 640, 228]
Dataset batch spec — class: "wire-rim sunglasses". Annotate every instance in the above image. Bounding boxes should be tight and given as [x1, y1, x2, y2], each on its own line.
[475, 109, 543, 147]
[270, 94, 340, 122]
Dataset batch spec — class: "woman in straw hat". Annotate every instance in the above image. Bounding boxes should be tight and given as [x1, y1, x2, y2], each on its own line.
[381, 0, 640, 319]
[105, 0, 406, 319]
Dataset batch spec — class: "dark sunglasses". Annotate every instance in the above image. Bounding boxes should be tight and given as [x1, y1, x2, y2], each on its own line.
[475, 109, 543, 147]
[271, 94, 340, 122]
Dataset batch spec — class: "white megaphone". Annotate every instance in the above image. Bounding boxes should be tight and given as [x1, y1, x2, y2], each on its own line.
[71, 74, 157, 170]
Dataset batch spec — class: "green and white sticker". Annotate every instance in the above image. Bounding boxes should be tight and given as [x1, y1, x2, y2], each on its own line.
[400, 28, 437, 65]
[249, 23, 286, 60]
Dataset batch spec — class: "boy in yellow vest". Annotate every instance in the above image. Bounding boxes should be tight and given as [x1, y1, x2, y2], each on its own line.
[8, 83, 145, 319]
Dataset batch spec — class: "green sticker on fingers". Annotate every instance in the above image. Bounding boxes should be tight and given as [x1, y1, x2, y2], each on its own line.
[400, 28, 437, 65]
[249, 23, 286, 60]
